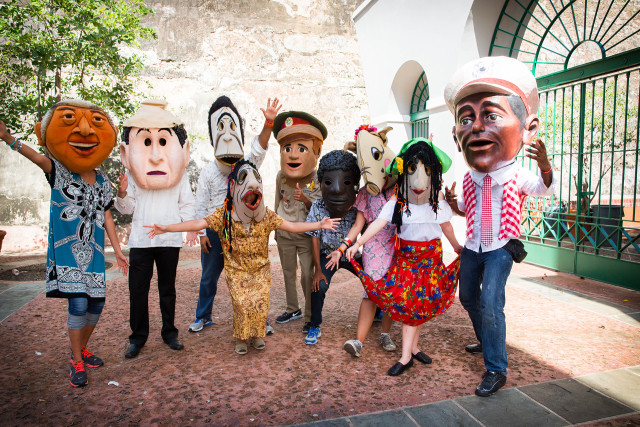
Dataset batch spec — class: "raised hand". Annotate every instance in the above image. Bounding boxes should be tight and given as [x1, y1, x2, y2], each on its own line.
[118, 173, 128, 198]
[320, 217, 340, 231]
[261, 98, 282, 122]
[525, 138, 552, 171]
[445, 182, 458, 208]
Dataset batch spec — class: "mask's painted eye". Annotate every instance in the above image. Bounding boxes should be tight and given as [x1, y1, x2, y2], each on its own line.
[238, 170, 247, 184]
[425, 166, 431, 175]
[92, 115, 105, 127]
[230, 121, 236, 131]
[284, 146, 292, 153]
[159, 138, 167, 147]
[344, 179, 352, 186]
[218, 121, 224, 131]
[253, 169, 262, 183]
[298, 146, 307, 153]
[324, 179, 332, 187]
[407, 162, 417, 174]
[144, 138, 152, 147]
[371, 146, 383, 161]
[61, 112, 76, 125]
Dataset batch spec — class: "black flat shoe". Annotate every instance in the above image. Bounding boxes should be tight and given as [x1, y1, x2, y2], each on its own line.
[124, 343, 142, 359]
[412, 351, 432, 364]
[475, 371, 507, 397]
[164, 337, 184, 351]
[387, 359, 414, 376]
[465, 343, 483, 354]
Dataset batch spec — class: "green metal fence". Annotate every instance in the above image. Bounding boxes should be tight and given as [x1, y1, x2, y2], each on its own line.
[518, 60, 640, 289]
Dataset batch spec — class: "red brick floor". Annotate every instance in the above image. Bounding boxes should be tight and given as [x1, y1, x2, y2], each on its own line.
[0, 247, 638, 425]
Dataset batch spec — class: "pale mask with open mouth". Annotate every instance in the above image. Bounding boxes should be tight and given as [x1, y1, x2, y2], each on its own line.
[230, 162, 265, 224]
[211, 106, 244, 168]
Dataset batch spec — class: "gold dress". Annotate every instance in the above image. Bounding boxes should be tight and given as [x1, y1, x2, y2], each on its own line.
[205, 207, 284, 340]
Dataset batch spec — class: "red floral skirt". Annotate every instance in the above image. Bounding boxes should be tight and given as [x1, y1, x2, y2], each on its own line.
[350, 238, 460, 326]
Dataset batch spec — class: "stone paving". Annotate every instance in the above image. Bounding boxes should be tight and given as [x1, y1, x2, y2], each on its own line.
[0, 246, 639, 426]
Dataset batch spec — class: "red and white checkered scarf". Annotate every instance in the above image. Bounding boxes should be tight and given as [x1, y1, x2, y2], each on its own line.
[462, 171, 523, 242]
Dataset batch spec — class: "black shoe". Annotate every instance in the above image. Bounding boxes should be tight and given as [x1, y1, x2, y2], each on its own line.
[276, 309, 303, 324]
[475, 371, 507, 397]
[124, 343, 142, 359]
[302, 322, 311, 333]
[164, 337, 184, 350]
[387, 359, 414, 376]
[412, 351, 432, 364]
[465, 343, 483, 354]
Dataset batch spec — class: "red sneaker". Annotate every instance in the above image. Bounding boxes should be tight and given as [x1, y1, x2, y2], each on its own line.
[69, 359, 88, 387]
[81, 346, 103, 368]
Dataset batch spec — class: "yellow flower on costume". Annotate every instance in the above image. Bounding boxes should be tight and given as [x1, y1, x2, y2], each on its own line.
[307, 181, 315, 191]
[395, 157, 403, 174]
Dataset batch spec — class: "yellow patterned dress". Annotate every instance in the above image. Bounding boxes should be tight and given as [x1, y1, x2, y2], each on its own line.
[205, 207, 284, 340]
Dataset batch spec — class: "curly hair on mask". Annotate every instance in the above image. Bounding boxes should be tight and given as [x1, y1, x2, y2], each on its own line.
[317, 149, 361, 185]
[391, 141, 443, 233]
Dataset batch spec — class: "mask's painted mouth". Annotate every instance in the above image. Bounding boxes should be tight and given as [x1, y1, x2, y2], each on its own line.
[287, 162, 302, 169]
[468, 139, 496, 151]
[242, 190, 262, 210]
[68, 141, 98, 152]
[411, 189, 425, 195]
[147, 171, 167, 175]
[218, 155, 243, 166]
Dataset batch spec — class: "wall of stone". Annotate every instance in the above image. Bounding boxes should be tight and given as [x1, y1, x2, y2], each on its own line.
[0, 0, 369, 252]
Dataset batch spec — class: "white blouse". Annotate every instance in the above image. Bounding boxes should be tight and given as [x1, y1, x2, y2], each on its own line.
[378, 195, 452, 241]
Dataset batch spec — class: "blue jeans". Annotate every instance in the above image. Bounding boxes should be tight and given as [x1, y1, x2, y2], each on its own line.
[194, 229, 224, 322]
[67, 297, 105, 330]
[458, 246, 513, 375]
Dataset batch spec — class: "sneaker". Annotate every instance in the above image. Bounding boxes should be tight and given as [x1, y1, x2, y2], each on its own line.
[276, 309, 302, 324]
[379, 333, 397, 351]
[302, 322, 311, 334]
[189, 318, 213, 332]
[81, 346, 103, 368]
[266, 321, 274, 335]
[343, 339, 362, 357]
[304, 326, 321, 345]
[69, 359, 88, 387]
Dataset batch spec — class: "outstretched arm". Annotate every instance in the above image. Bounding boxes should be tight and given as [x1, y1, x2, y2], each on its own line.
[325, 211, 365, 270]
[345, 217, 388, 260]
[279, 217, 339, 233]
[145, 219, 209, 238]
[0, 119, 52, 173]
[257, 98, 282, 150]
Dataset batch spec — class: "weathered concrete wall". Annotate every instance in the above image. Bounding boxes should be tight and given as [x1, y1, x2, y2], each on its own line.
[0, 0, 369, 252]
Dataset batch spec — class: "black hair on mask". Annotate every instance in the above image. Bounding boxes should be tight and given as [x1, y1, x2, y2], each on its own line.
[391, 141, 443, 234]
[317, 149, 361, 185]
[208, 95, 245, 147]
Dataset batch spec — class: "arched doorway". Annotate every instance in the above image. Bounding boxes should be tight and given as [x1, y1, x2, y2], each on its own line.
[490, 0, 640, 289]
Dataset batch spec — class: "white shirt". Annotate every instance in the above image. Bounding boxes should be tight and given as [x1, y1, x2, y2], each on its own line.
[378, 197, 453, 241]
[114, 173, 196, 248]
[457, 162, 557, 253]
[194, 135, 267, 230]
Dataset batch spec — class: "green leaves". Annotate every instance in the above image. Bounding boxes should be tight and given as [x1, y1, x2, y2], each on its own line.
[0, 0, 156, 138]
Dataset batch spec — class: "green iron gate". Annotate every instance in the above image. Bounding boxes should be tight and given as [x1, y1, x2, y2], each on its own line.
[490, 0, 640, 289]
[411, 71, 429, 138]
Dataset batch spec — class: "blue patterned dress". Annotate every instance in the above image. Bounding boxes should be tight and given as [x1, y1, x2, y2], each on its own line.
[45, 158, 113, 300]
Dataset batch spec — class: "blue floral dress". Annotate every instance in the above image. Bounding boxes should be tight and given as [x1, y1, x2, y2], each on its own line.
[45, 158, 113, 300]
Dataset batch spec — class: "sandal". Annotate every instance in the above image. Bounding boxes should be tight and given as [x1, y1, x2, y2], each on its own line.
[252, 338, 265, 350]
[235, 341, 248, 355]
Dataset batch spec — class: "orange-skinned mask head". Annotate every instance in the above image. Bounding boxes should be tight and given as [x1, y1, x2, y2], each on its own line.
[35, 99, 118, 174]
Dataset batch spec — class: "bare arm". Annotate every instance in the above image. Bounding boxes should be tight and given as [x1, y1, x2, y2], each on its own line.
[325, 211, 365, 270]
[145, 219, 209, 238]
[278, 217, 339, 233]
[345, 217, 389, 260]
[104, 209, 129, 276]
[0, 120, 51, 173]
[311, 236, 325, 292]
[440, 221, 462, 253]
[258, 97, 282, 150]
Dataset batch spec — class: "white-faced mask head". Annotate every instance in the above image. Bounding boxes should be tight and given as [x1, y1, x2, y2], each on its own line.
[208, 96, 244, 169]
[229, 161, 265, 224]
